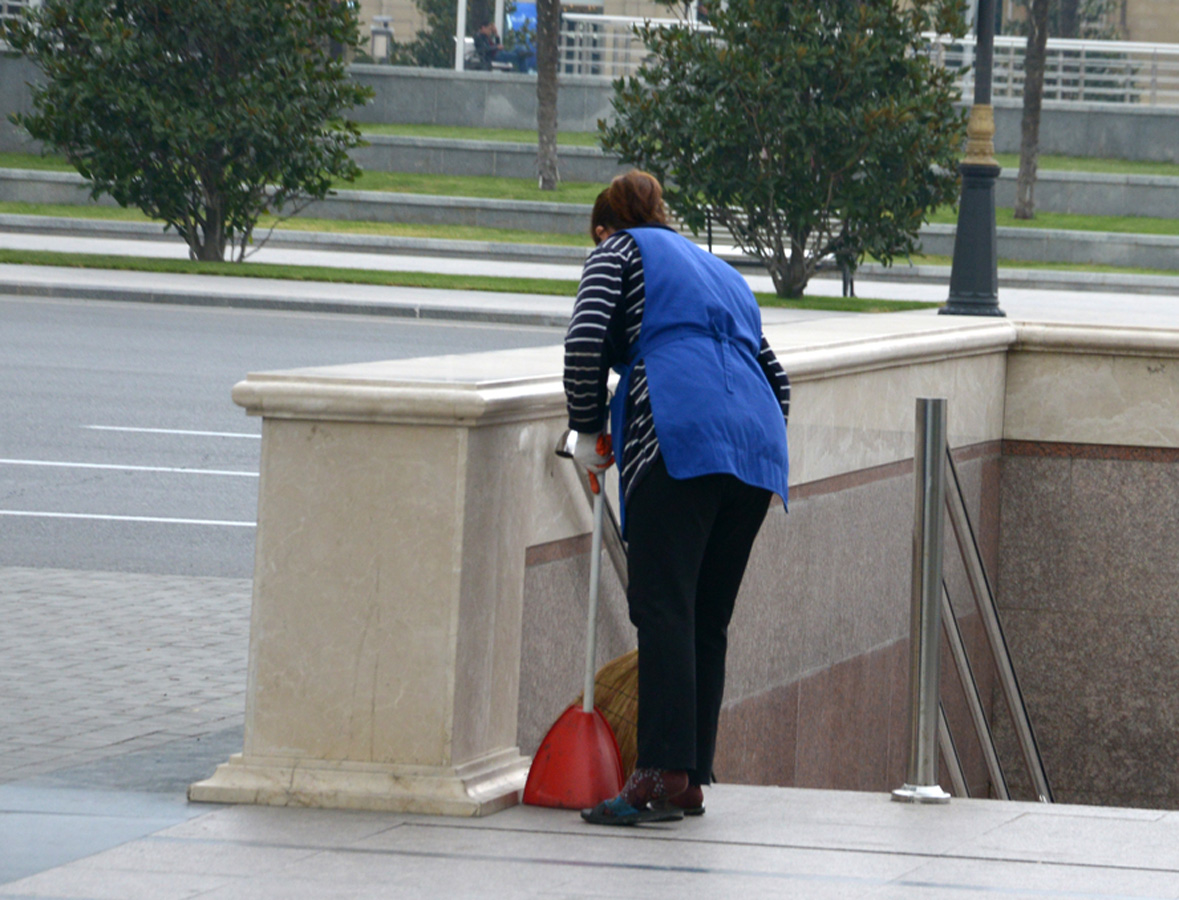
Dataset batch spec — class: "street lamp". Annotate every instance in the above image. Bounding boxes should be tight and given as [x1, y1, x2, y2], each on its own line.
[942, 0, 1005, 317]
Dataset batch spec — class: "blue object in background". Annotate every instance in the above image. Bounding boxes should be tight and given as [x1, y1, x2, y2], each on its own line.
[507, 2, 538, 71]
[508, 2, 537, 32]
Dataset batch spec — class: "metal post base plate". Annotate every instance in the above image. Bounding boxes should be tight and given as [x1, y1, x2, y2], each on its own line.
[892, 783, 952, 804]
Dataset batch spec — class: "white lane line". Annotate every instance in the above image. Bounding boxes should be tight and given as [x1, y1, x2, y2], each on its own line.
[0, 458, 258, 477]
[83, 425, 261, 440]
[0, 511, 255, 527]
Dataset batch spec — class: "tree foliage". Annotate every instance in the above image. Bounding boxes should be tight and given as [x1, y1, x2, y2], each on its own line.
[5, 0, 373, 261]
[601, 0, 970, 298]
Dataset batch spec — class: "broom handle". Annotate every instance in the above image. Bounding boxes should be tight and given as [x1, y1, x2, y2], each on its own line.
[583, 483, 605, 714]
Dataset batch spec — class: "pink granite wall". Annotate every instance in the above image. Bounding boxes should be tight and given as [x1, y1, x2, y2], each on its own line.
[996, 441, 1179, 809]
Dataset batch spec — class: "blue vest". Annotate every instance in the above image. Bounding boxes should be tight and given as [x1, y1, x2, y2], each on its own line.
[610, 225, 789, 504]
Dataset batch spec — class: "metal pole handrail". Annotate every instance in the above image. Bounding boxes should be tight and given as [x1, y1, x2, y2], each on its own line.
[938, 704, 969, 798]
[940, 582, 1010, 799]
[943, 445, 1054, 803]
[893, 398, 952, 804]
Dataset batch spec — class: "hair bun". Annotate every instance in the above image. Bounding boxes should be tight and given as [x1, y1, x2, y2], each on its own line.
[606, 171, 668, 227]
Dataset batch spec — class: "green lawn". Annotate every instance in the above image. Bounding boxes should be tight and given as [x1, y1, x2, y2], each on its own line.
[5, 191, 1175, 242]
[349, 170, 602, 204]
[884, 253, 1179, 278]
[0, 200, 593, 247]
[0, 151, 73, 172]
[0, 154, 605, 204]
[8, 147, 1179, 182]
[925, 205, 1179, 236]
[994, 153, 1179, 179]
[0, 247, 582, 296]
[356, 123, 601, 147]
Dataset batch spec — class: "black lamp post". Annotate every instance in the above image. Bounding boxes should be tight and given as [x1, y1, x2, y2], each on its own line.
[941, 0, 1005, 317]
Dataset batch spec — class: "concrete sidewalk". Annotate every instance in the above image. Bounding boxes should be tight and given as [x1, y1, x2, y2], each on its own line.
[6, 791, 1179, 899]
[2, 554, 1179, 900]
[3, 440, 1179, 900]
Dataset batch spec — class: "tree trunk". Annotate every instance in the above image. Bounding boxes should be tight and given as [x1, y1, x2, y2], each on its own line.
[1015, 0, 1050, 219]
[768, 237, 808, 298]
[1059, 0, 1080, 38]
[194, 198, 227, 261]
[535, 0, 560, 190]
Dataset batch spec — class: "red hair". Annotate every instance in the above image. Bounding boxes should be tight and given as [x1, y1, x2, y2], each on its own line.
[594, 170, 668, 238]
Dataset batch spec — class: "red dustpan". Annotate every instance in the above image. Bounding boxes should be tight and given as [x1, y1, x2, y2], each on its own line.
[524, 476, 625, 808]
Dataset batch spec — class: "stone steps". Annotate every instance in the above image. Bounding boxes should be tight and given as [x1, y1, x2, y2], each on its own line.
[352, 134, 1179, 220]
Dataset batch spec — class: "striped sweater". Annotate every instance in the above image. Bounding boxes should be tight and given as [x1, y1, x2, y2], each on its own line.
[563, 231, 791, 503]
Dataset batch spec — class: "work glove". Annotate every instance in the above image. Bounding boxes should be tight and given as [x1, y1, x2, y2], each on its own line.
[564, 430, 614, 494]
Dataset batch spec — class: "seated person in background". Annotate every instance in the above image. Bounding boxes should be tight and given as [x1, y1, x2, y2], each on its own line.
[473, 21, 530, 72]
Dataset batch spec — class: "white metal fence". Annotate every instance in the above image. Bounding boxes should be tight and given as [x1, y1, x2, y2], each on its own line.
[928, 33, 1179, 106]
[0, 0, 36, 28]
[559, 13, 712, 80]
[559, 13, 1179, 108]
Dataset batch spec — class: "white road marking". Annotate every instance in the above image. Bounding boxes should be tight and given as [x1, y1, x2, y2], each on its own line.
[0, 458, 258, 477]
[83, 425, 261, 439]
[0, 510, 255, 527]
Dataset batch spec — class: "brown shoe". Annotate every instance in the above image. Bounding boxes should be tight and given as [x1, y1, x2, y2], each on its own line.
[653, 784, 705, 816]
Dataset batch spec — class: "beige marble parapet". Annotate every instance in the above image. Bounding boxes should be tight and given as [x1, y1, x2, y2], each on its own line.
[769, 317, 1014, 487]
[1006, 324, 1179, 448]
[193, 348, 582, 815]
[192, 314, 1179, 815]
[190, 749, 527, 816]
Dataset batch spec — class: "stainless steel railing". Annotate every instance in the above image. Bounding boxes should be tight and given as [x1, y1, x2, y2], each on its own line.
[895, 397, 1053, 803]
[943, 437, 1053, 802]
[894, 398, 954, 803]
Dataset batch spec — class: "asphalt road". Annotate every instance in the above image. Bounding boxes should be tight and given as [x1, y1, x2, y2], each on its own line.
[0, 294, 563, 577]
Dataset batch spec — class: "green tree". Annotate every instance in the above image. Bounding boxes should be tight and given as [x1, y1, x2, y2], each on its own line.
[4, 0, 373, 262]
[601, 0, 970, 298]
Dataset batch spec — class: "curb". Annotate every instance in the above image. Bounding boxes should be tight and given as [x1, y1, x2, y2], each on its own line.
[849, 261, 1179, 295]
[0, 276, 574, 328]
[0, 213, 593, 267]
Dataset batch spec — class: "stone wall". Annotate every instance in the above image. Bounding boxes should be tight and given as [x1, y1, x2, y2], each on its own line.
[997, 443, 1179, 809]
[3, 53, 1177, 162]
[0, 55, 38, 154]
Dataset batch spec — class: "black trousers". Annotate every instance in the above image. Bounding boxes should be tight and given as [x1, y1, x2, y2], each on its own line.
[625, 456, 772, 784]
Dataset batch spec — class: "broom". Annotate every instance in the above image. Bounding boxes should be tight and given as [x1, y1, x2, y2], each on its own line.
[522, 442, 625, 808]
[576, 648, 639, 778]
[563, 431, 641, 779]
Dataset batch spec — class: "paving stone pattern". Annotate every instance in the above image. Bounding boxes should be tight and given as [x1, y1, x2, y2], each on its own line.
[0, 567, 250, 784]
